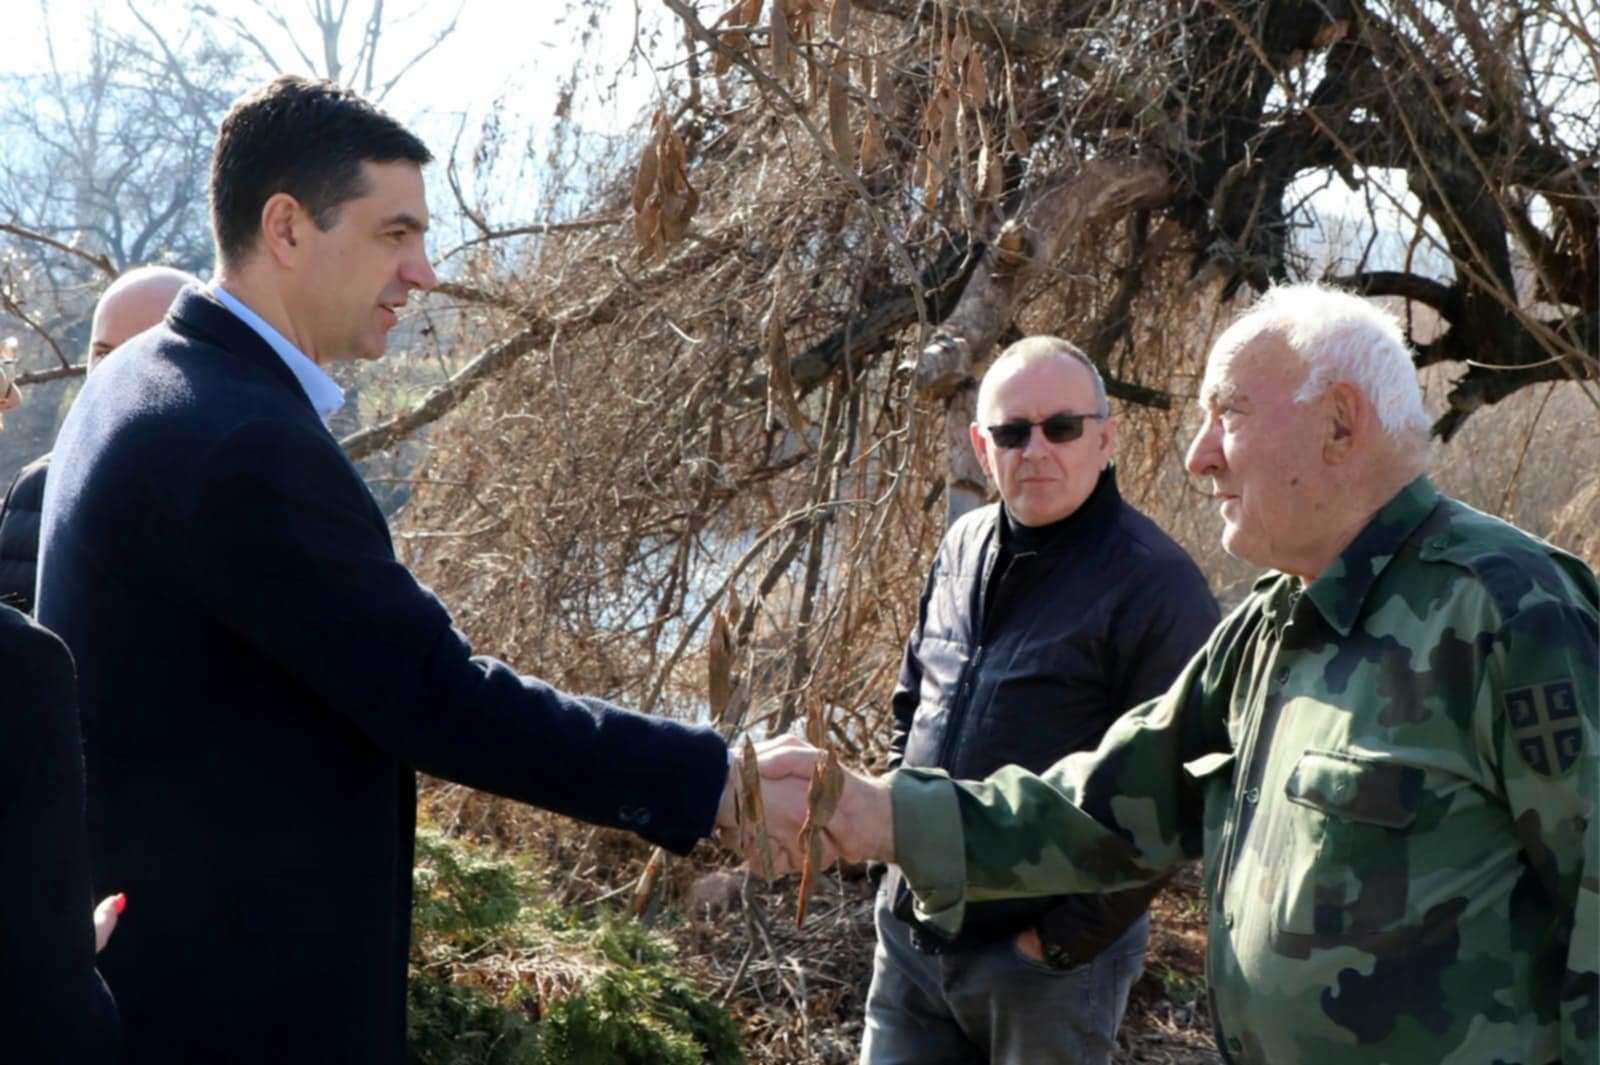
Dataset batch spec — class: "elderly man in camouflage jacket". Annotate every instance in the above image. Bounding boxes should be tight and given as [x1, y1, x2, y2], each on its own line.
[762, 283, 1597, 1064]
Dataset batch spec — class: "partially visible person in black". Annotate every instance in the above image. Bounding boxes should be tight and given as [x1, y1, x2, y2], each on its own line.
[0, 266, 195, 612]
[0, 373, 123, 1063]
[860, 336, 1220, 1065]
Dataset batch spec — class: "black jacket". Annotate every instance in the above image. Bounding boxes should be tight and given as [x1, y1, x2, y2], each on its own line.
[0, 604, 118, 1062]
[0, 453, 48, 613]
[886, 468, 1219, 957]
[37, 287, 729, 1064]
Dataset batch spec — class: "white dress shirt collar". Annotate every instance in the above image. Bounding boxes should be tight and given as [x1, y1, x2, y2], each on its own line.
[209, 283, 345, 424]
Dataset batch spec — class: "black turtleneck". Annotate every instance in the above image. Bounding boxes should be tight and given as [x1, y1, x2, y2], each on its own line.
[984, 466, 1120, 630]
[1000, 464, 1120, 554]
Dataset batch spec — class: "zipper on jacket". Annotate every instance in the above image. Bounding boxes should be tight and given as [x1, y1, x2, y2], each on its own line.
[934, 643, 987, 771]
[935, 520, 1003, 772]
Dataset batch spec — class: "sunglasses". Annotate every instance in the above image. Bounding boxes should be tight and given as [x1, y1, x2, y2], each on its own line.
[986, 412, 1105, 449]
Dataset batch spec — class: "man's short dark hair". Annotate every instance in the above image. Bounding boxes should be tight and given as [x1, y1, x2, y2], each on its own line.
[210, 75, 432, 268]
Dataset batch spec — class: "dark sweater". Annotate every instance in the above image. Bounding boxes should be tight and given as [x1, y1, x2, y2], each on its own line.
[0, 453, 48, 613]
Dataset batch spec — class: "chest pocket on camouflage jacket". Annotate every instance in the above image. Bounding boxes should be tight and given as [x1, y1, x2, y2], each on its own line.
[1273, 748, 1429, 943]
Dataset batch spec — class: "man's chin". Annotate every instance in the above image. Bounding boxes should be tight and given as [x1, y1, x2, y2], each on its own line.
[1220, 527, 1267, 569]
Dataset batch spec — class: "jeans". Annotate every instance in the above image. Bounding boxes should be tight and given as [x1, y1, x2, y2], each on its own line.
[859, 885, 1148, 1065]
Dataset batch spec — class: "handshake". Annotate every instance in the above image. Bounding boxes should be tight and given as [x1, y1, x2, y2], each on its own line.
[711, 736, 896, 878]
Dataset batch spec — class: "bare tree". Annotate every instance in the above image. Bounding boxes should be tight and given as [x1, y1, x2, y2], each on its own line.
[0, 11, 240, 331]
[188, 0, 463, 101]
[389, 0, 1596, 749]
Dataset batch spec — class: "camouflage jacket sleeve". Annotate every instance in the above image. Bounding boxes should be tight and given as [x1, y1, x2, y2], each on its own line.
[1481, 551, 1599, 1062]
[891, 626, 1231, 936]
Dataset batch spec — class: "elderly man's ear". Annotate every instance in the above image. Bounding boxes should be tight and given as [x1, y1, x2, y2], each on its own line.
[1321, 381, 1365, 464]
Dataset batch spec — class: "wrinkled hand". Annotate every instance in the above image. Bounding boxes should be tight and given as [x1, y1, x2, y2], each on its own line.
[93, 893, 125, 954]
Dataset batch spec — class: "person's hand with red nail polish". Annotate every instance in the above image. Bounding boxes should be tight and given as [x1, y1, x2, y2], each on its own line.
[92, 893, 125, 954]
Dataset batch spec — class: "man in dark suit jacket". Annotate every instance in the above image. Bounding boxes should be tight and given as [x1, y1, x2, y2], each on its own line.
[37, 76, 780, 1064]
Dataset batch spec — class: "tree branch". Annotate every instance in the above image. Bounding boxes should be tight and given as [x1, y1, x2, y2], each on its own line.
[740, 236, 980, 400]
[1433, 313, 1599, 441]
[340, 324, 546, 461]
[16, 363, 88, 386]
[0, 222, 117, 278]
[1327, 270, 1462, 323]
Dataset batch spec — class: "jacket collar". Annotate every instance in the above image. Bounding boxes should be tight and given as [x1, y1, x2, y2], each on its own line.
[997, 465, 1123, 556]
[1301, 475, 1441, 636]
[164, 286, 318, 416]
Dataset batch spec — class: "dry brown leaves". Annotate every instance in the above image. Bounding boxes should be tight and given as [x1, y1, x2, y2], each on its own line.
[631, 110, 700, 262]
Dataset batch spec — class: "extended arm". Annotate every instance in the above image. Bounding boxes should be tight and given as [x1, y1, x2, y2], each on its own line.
[186, 420, 728, 854]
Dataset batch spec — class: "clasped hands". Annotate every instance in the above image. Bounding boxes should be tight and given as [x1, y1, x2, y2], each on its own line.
[713, 735, 894, 876]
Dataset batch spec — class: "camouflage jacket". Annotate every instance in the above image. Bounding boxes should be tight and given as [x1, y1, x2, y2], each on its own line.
[890, 477, 1599, 1064]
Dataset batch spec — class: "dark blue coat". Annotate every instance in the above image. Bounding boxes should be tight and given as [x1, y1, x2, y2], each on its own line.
[37, 287, 727, 1063]
[0, 604, 118, 1062]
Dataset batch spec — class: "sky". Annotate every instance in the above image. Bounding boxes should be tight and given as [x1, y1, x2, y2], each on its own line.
[10, 0, 663, 228]
[6, 0, 1490, 278]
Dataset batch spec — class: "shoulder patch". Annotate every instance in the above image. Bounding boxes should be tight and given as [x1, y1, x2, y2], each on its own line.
[1506, 680, 1584, 778]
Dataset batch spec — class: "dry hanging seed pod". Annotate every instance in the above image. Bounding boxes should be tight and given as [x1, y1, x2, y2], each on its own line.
[827, 53, 855, 171]
[858, 53, 892, 173]
[713, 0, 765, 75]
[804, 703, 826, 747]
[631, 112, 701, 261]
[770, 0, 792, 82]
[827, 0, 851, 38]
[708, 609, 735, 721]
[631, 847, 666, 917]
[739, 735, 776, 881]
[656, 124, 700, 242]
[763, 261, 808, 433]
[795, 750, 844, 926]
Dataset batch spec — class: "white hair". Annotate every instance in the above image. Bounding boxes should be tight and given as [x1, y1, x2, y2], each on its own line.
[1222, 283, 1431, 444]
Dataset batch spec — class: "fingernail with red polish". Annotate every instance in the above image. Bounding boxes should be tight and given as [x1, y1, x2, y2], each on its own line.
[112, 893, 127, 915]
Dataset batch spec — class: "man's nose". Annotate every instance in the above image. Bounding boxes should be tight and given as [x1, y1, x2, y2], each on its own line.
[1184, 421, 1219, 477]
[1020, 424, 1050, 456]
[402, 250, 437, 292]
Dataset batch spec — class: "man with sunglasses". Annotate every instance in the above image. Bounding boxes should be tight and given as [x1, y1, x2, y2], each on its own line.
[860, 336, 1218, 1064]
